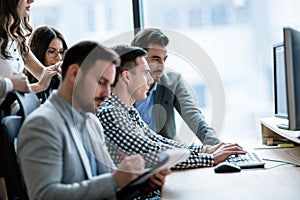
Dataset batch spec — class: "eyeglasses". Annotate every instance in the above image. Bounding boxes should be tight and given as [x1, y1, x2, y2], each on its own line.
[46, 48, 65, 58]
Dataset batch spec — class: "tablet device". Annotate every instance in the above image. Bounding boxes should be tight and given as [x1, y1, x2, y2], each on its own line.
[116, 148, 190, 200]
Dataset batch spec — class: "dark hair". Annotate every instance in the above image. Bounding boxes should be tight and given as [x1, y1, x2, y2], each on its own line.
[25, 26, 68, 83]
[29, 26, 68, 65]
[61, 41, 120, 80]
[111, 44, 147, 86]
[0, 0, 32, 61]
[131, 28, 169, 50]
[23, 26, 68, 103]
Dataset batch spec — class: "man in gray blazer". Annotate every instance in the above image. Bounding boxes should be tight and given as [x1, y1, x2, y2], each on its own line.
[17, 41, 169, 200]
[132, 28, 221, 151]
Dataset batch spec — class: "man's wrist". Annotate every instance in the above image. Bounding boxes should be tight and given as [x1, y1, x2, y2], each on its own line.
[202, 144, 211, 153]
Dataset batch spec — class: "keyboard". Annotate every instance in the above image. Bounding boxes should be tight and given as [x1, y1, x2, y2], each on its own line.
[226, 152, 265, 169]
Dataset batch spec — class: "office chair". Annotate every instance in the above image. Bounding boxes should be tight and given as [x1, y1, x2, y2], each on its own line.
[0, 92, 40, 200]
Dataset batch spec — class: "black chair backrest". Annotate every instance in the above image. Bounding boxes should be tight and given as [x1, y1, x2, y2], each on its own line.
[16, 92, 40, 118]
[2, 116, 22, 144]
[0, 92, 40, 200]
[0, 92, 40, 120]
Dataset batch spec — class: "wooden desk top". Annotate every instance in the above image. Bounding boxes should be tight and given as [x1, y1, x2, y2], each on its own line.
[261, 117, 300, 144]
[162, 146, 300, 200]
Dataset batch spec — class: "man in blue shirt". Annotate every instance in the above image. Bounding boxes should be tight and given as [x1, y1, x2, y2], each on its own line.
[132, 28, 221, 152]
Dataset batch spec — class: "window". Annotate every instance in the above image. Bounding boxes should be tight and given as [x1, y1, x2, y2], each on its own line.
[30, 0, 134, 45]
[189, 9, 203, 27]
[29, 0, 300, 144]
[142, 0, 300, 143]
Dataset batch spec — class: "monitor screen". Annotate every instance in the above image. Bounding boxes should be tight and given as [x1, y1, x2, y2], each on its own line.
[284, 27, 300, 130]
[274, 43, 288, 119]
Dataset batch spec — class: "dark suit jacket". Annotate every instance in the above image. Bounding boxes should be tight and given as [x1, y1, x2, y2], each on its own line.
[153, 71, 220, 148]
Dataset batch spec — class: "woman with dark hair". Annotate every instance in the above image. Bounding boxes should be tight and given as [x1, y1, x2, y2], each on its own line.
[25, 26, 68, 102]
[0, 0, 59, 105]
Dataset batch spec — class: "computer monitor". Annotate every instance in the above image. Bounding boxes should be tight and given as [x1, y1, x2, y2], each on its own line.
[284, 27, 300, 130]
[274, 43, 288, 120]
[274, 27, 300, 130]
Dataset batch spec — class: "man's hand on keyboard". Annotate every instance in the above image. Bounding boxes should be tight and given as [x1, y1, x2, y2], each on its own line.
[206, 143, 247, 165]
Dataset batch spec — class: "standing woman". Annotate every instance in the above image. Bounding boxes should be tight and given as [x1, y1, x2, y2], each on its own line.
[25, 26, 68, 103]
[0, 0, 59, 105]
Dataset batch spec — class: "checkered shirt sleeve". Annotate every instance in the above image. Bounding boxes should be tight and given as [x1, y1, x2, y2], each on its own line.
[96, 95, 214, 169]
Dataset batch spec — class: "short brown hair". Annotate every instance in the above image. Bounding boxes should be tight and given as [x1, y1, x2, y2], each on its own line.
[61, 41, 120, 80]
[111, 44, 147, 86]
[131, 28, 169, 50]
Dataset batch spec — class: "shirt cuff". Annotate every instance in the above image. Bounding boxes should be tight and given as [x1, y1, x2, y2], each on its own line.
[4, 77, 13, 93]
[201, 144, 212, 153]
[111, 174, 118, 193]
[210, 154, 215, 166]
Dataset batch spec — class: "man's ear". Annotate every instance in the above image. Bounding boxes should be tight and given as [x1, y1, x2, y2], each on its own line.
[67, 64, 80, 83]
[120, 70, 130, 85]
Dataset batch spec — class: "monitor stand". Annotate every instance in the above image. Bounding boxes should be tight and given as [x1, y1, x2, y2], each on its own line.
[261, 117, 300, 145]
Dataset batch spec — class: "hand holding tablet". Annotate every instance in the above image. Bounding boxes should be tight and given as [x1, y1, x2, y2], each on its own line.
[116, 148, 190, 200]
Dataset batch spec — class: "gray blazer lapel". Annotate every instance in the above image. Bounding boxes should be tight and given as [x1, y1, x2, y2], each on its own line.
[153, 84, 168, 133]
[68, 125, 93, 178]
[86, 113, 116, 173]
[49, 93, 93, 179]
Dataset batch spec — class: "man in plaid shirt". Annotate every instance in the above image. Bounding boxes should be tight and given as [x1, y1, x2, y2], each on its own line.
[96, 44, 246, 169]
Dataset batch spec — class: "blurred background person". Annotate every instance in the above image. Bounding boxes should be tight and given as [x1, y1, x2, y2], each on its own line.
[0, 0, 59, 106]
[25, 26, 68, 103]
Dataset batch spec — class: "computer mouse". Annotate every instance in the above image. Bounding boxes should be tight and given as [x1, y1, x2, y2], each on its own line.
[214, 162, 241, 173]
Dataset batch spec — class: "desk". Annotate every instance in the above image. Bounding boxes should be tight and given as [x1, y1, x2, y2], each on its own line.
[162, 146, 300, 200]
[261, 117, 300, 145]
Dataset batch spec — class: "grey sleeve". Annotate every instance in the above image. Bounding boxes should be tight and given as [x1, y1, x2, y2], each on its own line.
[0, 77, 13, 104]
[17, 114, 117, 200]
[173, 74, 221, 147]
